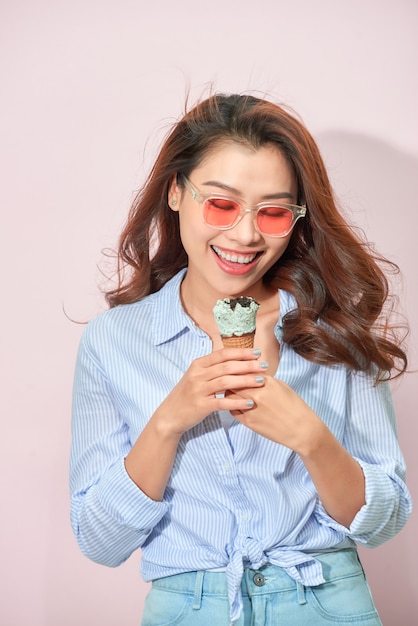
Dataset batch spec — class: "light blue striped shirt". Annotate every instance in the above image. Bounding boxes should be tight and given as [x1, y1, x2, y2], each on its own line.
[70, 268, 412, 623]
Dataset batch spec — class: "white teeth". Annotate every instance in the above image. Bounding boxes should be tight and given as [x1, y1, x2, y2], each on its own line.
[212, 245, 257, 264]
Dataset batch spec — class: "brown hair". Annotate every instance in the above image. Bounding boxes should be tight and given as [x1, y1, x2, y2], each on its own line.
[105, 93, 408, 380]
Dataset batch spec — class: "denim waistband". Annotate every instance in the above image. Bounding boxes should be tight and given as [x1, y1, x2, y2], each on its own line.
[151, 548, 360, 598]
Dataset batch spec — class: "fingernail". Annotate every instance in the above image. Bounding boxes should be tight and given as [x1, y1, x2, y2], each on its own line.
[260, 361, 269, 369]
[252, 349, 261, 356]
[255, 376, 264, 383]
[246, 400, 254, 407]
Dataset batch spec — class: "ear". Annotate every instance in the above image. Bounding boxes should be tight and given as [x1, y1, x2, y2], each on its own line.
[168, 174, 181, 212]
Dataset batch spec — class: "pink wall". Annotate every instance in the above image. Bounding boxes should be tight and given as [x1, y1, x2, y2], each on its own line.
[1, 1, 417, 624]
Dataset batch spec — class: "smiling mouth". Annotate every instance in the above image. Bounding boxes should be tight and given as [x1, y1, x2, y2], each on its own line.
[212, 245, 260, 264]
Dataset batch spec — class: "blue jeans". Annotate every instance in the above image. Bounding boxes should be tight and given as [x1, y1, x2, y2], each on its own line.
[140, 549, 382, 625]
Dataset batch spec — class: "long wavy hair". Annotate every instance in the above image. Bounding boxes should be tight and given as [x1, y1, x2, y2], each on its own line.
[105, 93, 408, 380]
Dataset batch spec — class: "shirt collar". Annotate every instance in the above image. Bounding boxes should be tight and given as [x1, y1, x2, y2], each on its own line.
[277, 288, 297, 326]
[151, 268, 192, 346]
[150, 268, 297, 346]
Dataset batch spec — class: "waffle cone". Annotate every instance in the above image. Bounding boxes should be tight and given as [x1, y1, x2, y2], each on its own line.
[221, 332, 255, 349]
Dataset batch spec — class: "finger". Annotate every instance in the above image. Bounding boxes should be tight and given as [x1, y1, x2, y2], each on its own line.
[209, 374, 266, 396]
[214, 395, 256, 412]
[205, 358, 269, 382]
[203, 347, 262, 367]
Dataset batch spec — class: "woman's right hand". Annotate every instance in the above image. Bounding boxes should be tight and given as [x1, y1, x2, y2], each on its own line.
[152, 347, 268, 436]
[125, 347, 266, 500]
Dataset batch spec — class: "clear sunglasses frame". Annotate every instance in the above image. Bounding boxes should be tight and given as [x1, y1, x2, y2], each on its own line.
[182, 176, 307, 238]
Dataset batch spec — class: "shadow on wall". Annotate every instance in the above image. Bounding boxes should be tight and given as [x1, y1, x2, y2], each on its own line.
[317, 130, 417, 266]
[318, 130, 418, 626]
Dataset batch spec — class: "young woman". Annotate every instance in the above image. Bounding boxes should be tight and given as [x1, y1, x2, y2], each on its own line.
[70, 94, 412, 625]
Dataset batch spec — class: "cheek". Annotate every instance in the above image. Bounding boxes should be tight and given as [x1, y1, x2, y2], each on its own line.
[270, 236, 292, 260]
[260, 237, 292, 274]
[177, 208, 210, 251]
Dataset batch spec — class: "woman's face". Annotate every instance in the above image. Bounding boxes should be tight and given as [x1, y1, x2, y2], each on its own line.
[169, 141, 298, 303]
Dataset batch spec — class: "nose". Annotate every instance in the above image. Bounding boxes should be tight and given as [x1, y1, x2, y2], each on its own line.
[228, 210, 262, 245]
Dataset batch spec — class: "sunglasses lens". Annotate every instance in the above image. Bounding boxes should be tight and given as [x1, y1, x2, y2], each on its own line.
[257, 207, 293, 235]
[203, 198, 240, 228]
[203, 197, 295, 235]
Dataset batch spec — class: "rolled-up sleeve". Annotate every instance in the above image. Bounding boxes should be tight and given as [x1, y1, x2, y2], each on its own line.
[315, 370, 412, 546]
[70, 328, 168, 566]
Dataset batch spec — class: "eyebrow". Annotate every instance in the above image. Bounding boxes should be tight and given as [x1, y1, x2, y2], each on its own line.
[201, 180, 294, 201]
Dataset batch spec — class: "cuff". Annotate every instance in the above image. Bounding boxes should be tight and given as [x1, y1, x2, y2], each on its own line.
[96, 456, 169, 531]
[315, 458, 397, 541]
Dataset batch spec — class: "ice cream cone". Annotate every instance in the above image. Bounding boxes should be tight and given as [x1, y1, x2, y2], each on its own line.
[213, 297, 259, 350]
[221, 332, 255, 349]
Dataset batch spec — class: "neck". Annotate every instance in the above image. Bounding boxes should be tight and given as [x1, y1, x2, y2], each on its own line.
[179, 276, 219, 338]
[179, 271, 278, 339]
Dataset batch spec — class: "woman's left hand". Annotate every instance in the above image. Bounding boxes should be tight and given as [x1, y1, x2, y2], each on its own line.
[230, 375, 326, 457]
[230, 375, 366, 528]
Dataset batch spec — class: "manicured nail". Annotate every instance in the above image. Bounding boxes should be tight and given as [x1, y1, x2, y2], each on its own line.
[246, 400, 254, 407]
[255, 376, 264, 383]
[260, 361, 269, 369]
[252, 349, 261, 356]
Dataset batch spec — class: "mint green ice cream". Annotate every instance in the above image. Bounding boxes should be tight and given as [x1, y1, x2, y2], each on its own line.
[213, 296, 259, 337]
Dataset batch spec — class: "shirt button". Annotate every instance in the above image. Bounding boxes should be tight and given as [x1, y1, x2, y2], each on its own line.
[253, 573, 265, 587]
